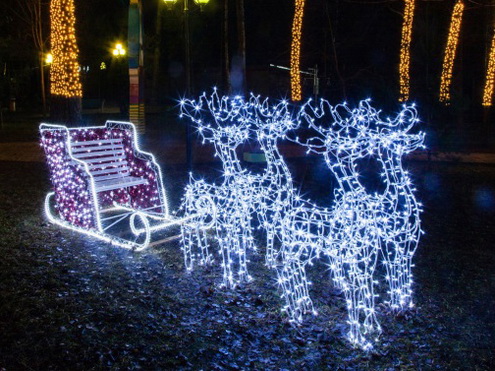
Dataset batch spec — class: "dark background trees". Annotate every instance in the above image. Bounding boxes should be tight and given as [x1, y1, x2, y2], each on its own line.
[0, 0, 494, 149]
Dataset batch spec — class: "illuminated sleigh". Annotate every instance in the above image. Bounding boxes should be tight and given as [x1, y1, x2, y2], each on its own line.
[40, 121, 214, 251]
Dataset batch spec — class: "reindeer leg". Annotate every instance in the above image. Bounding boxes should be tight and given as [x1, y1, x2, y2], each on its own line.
[265, 225, 278, 268]
[217, 222, 236, 289]
[383, 237, 417, 310]
[339, 247, 381, 350]
[275, 251, 315, 323]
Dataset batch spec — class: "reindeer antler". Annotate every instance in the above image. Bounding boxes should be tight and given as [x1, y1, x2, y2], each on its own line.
[295, 99, 380, 159]
[179, 89, 252, 147]
[243, 94, 297, 140]
[370, 104, 425, 155]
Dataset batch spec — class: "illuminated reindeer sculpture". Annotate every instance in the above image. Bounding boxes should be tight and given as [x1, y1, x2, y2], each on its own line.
[243, 96, 299, 266]
[179, 92, 258, 288]
[295, 100, 384, 349]
[244, 96, 322, 321]
[369, 105, 425, 310]
[297, 99, 424, 348]
[181, 93, 321, 320]
[179, 92, 424, 350]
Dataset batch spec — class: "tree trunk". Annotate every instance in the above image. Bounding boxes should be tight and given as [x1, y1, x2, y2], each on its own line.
[49, 0, 83, 125]
[151, 2, 162, 105]
[39, 51, 47, 117]
[223, 0, 231, 93]
[235, 0, 246, 95]
[50, 96, 81, 125]
[37, 0, 47, 116]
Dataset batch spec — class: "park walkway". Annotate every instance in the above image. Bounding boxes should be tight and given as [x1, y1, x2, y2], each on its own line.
[1, 140, 495, 164]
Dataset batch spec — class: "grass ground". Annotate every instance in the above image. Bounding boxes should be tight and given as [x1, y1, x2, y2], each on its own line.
[0, 156, 494, 369]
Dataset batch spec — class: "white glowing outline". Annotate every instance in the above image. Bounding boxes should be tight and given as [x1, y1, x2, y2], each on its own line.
[179, 91, 425, 351]
[242, 94, 321, 322]
[40, 121, 209, 250]
[179, 90, 258, 288]
[44, 191, 150, 250]
[297, 98, 425, 349]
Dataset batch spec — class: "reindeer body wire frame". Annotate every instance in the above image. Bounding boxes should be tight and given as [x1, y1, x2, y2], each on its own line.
[179, 91, 425, 350]
[179, 91, 259, 289]
[243, 95, 324, 321]
[297, 99, 425, 348]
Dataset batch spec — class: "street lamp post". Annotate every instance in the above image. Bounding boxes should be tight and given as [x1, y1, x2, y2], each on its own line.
[111, 42, 128, 115]
[163, 0, 210, 170]
[129, 0, 145, 133]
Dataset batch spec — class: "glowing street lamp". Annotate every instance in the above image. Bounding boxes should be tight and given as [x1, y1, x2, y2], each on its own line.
[163, 0, 209, 10]
[161, 0, 211, 94]
[194, 0, 210, 10]
[45, 53, 53, 65]
[112, 43, 126, 57]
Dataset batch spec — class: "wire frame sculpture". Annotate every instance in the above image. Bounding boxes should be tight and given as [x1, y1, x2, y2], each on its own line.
[179, 90, 258, 289]
[40, 121, 204, 251]
[178, 91, 425, 350]
[243, 95, 322, 321]
[297, 99, 425, 348]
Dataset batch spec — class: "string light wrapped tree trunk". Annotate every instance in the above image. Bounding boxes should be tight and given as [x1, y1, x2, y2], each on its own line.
[290, 0, 305, 102]
[399, 0, 416, 102]
[49, 0, 82, 124]
[439, 0, 464, 104]
[482, 27, 495, 107]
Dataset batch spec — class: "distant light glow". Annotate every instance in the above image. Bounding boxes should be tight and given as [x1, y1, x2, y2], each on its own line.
[113, 43, 126, 56]
[439, 0, 464, 104]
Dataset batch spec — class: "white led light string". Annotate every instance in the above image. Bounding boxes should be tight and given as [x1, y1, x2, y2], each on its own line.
[176, 92, 424, 351]
[180, 92, 320, 318]
[297, 99, 424, 348]
[179, 90, 258, 288]
[370, 107, 425, 310]
[296, 100, 385, 349]
[244, 95, 320, 322]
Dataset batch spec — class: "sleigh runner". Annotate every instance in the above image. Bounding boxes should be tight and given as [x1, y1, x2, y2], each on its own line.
[40, 121, 215, 251]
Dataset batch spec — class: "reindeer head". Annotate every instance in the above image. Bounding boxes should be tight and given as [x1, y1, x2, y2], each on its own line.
[245, 94, 298, 140]
[179, 89, 251, 150]
[372, 104, 425, 156]
[297, 99, 381, 161]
